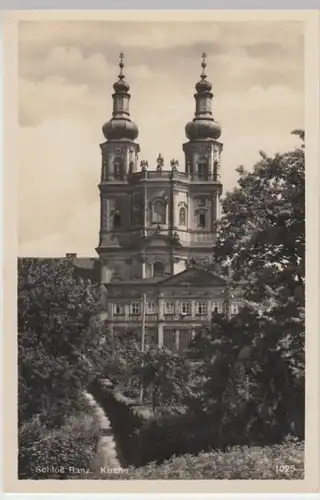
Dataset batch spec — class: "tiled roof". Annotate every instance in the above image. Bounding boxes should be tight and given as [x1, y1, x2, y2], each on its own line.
[74, 257, 98, 270]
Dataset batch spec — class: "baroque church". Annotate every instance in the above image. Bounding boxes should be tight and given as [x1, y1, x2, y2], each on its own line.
[71, 53, 240, 349]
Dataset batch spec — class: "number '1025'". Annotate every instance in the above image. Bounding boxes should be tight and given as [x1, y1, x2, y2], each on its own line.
[276, 465, 296, 474]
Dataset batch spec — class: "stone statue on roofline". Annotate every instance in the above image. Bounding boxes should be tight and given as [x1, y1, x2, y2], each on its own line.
[170, 159, 179, 172]
[156, 153, 164, 171]
[140, 160, 148, 171]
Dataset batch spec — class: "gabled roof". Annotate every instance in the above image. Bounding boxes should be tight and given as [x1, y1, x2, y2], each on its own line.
[159, 267, 227, 287]
[106, 276, 164, 286]
[74, 257, 98, 270]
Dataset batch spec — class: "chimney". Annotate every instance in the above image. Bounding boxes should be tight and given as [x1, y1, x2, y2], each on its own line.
[65, 253, 77, 264]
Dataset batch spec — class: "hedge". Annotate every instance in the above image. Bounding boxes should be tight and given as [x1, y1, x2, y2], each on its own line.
[104, 440, 304, 480]
[89, 379, 153, 467]
[89, 382, 294, 469]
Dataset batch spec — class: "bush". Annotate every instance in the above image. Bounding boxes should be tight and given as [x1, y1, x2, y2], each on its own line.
[137, 411, 224, 466]
[105, 440, 304, 480]
[18, 400, 100, 479]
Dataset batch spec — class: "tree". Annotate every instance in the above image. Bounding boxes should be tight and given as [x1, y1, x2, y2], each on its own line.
[213, 131, 305, 390]
[140, 346, 190, 414]
[188, 132, 305, 444]
[18, 257, 109, 428]
[214, 130, 304, 310]
[101, 329, 143, 396]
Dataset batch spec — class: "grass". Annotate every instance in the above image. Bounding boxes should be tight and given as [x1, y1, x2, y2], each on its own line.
[103, 440, 304, 480]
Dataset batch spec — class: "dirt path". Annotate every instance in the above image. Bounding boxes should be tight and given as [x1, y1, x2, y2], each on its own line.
[83, 391, 122, 474]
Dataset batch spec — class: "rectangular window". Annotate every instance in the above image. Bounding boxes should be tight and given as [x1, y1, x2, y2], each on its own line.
[180, 302, 191, 315]
[198, 212, 206, 228]
[163, 330, 177, 351]
[217, 302, 223, 313]
[131, 302, 141, 315]
[114, 163, 122, 179]
[196, 301, 207, 315]
[113, 304, 124, 315]
[231, 303, 239, 315]
[152, 200, 166, 224]
[164, 302, 174, 314]
[212, 302, 219, 314]
[146, 302, 157, 314]
[198, 163, 207, 180]
[178, 330, 193, 351]
[113, 213, 121, 228]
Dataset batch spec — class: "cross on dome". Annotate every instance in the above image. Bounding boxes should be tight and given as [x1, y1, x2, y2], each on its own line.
[185, 52, 222, 141]
[118, 52, 125, 79]
[113, 52, 130, 92]
[102, 52, 139, 141]
[201, 52, 207, 79]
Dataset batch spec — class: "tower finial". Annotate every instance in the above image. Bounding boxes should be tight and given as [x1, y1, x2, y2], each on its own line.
[201, 52, 207, 79]
[184, 53, 222, 141]
[102, 53, 139, 141]
[118, 52, 124, 79]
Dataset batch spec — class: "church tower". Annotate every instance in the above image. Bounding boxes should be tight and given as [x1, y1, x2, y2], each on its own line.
[182, 52, 223, 265]
[96, 53, 141, 282]
[96, 53, 224, 284]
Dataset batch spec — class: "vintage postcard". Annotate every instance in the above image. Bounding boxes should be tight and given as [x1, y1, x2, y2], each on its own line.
[2, 9, 320, 495]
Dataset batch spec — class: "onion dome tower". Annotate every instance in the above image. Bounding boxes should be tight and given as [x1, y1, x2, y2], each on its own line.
[99, 53, 140, 184]
[98, 53, 141, 261]
[183, 53, 223, 183]
[185, 52, 221, 141]
[102, 52, 139, 142]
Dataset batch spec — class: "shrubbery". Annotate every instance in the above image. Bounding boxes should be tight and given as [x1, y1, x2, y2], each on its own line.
[184, 134, 305, 447]
[105, 440, 304, 480]
[18, 396, 100, 479]
[18, 257, 110, 478]
[101, 336, 190, 415]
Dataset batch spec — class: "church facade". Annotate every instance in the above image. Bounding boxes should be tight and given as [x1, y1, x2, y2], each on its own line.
[95, 53, 240, 349]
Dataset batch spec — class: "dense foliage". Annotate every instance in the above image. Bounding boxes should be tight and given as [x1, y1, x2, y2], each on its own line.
[18, 257, 109, 426]
[103, 439, 304, 480]
[18, 132, 305, 478]
[140, 347, 190, 413]
[19, 396, 100, 479]
[214, 130, 304, 293]
[187, 131, 305, 443]
[18, 257, 109, 477]
[103, 332, 190, 415]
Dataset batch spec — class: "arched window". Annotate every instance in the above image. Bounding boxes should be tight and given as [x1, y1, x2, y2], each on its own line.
[102, 160, 108, 181]
[179, 207, 186, 226]
[213, 160, 219, 181]
[113, 211, 121, 228]
[153, 261, 165, 277]
[113, 158, 122, 179]
[152, 200, 166, 224]
[197, 159, 208, 180]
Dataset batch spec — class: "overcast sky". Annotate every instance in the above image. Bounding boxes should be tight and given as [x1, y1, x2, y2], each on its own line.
[18, 20, 304, 257]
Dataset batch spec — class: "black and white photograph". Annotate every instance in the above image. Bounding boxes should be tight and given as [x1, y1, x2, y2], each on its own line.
[5, 9, 318, 493]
